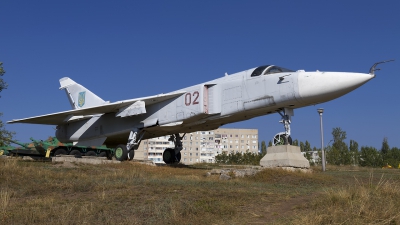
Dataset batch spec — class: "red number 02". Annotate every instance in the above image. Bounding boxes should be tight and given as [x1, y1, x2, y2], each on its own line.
[185, 91, 199, 106]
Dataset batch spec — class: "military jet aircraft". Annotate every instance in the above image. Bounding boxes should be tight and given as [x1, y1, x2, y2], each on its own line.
[8, 60, 393, 163]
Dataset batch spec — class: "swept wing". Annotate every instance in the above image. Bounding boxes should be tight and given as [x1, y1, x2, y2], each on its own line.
[7, 92, 185, 125]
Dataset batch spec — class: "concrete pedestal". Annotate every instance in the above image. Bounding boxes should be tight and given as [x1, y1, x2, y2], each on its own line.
[260, 145, 310, 168]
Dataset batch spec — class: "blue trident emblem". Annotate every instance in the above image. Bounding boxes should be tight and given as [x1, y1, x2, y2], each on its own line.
[78, 91, 86, 107]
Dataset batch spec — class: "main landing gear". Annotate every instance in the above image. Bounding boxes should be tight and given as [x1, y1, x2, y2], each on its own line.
[272, 108, 293, 146]
[163, 133, 185, 164]
[115, 128, 145, 161]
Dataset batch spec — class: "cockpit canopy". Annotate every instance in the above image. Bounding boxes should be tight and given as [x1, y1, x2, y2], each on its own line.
[250, 65, 294, 77]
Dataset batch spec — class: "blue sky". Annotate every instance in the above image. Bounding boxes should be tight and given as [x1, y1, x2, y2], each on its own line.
[1, 0, 399, 149]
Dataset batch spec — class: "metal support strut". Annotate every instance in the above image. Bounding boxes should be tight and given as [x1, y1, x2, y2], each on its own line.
[277, 109, 291, 138]
[127, 128, 146, 151]
[169, 133, 185, 155]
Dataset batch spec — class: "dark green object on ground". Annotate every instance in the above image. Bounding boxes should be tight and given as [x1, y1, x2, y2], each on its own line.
[0, 137, 114, 159]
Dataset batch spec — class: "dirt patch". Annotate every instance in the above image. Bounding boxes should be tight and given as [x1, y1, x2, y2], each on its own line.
[246, 192, 320, 224]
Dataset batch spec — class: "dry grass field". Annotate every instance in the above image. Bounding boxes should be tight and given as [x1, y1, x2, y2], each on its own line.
[1, 158, 400, 225]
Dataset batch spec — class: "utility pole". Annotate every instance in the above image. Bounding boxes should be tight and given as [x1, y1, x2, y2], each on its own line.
[318, 108, 326, 172]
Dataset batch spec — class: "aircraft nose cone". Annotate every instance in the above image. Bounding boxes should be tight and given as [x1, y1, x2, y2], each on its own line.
[298, 72, 374, 104]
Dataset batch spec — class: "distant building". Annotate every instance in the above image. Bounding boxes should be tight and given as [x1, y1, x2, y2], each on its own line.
[135, 128, 259, 164]
[301, 151, 321, 164]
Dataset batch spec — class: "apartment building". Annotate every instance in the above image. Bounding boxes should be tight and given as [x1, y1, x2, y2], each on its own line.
[135, 128, 259, 164]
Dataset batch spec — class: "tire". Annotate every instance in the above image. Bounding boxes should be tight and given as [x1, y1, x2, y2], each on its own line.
[69, 149, 82, 158]
[163, 148, 175, 164]
[127, 150, 135, 161]
[114, 144, 128, 161]
[98, 152, 107, 158]
[53, 148, 67, 156]
[85, 150, 97, 157]
[273, 134, 293, 146]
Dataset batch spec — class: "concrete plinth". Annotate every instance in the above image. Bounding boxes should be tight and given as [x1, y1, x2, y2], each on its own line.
[52, 155, 121, 165]
[260, 145, 310, 168]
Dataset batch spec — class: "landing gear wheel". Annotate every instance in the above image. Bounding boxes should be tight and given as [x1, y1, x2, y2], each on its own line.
[114, 144, 128, 161]
[127, 150, 135, 161]
[273, 134, 293, 146]
[85, 150, 97, 157]
[69, 149, 82, 158]
[53, 148, 67, 157]
[163, 148, 175, 164]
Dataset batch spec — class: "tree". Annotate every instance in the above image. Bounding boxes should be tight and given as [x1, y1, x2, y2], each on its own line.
[359, 146, 382, 167]
[388, 147, 400, 168]
[0, 62, 7, 95]
[380, 138, 400, 168]
[381, 137, 390, 164]
[0, 62, 15, 145]
[215, 150, 263, 165]
[330, 127, 351, 165]
[304, 141, 312, 152]
[349, 140, 359, 166]
[261, 141, 267, 156]
[300, 141, 305, 152]
[215, 151, 228, 164]
[301, 140, 312, 163]
[0, 113, 14, 146]
[292, 139, 299, 146]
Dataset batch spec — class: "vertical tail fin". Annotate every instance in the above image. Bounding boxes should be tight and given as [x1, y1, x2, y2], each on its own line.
[59, 77, 106, 109]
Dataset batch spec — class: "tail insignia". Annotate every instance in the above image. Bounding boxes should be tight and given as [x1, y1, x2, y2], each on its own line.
[78, 91, 86, 107]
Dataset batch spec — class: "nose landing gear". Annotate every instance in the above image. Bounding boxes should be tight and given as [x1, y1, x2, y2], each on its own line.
[272, 108, 293, 146]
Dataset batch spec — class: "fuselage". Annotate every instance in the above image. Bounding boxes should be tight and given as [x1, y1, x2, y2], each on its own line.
[55, 65, 374, 147]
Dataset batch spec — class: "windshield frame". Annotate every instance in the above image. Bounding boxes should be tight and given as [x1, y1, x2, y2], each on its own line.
[250, 65, 294, 77]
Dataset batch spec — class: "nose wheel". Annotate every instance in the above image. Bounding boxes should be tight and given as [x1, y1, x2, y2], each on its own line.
[273, 132, 293, 146]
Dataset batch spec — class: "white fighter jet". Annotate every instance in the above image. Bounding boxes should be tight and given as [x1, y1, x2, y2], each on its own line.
[8, 60, 393, 163]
